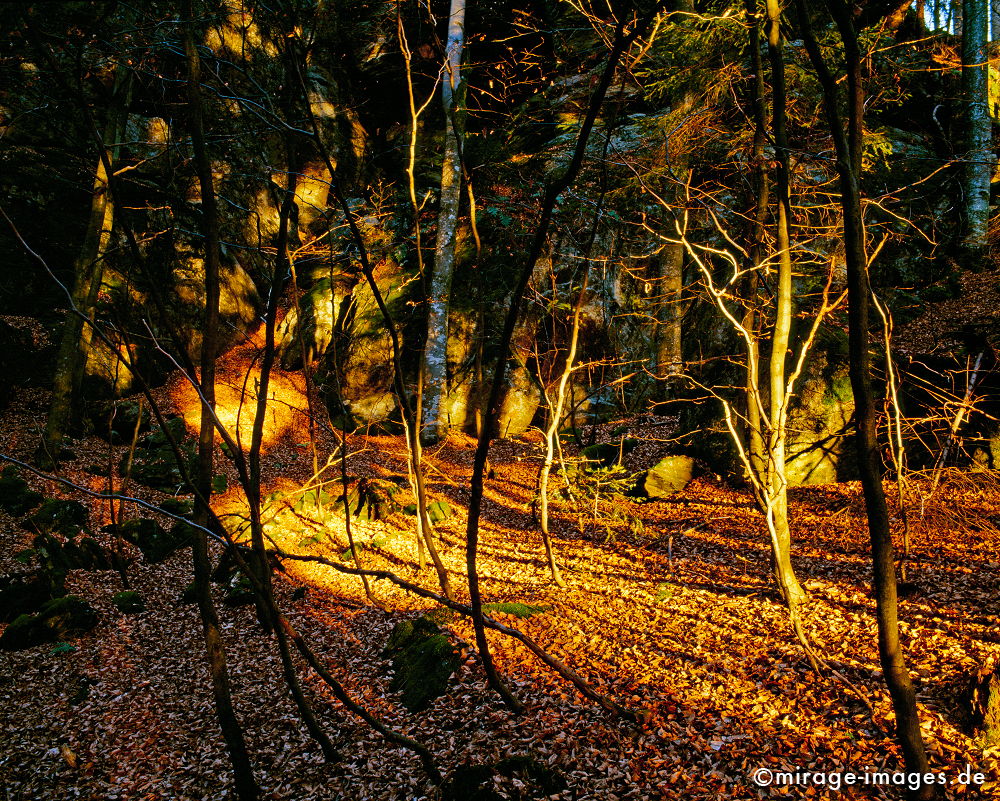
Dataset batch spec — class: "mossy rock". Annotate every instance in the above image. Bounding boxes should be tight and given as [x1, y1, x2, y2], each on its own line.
[637, 455, 694, 498]
[384, 616, 460, 713]
[581, 438, 638, 468]
[222, 574, 256, 607]
[967, 661, 1000, 746]
[90, 400, 151, 443]
[117, 518, 190, 563]
[441, 755, 566, 801]
[180, 581, 199, 604]
[24, 499, 89, 537]
[0, 467, 43, 516]
[112, 590, 146, 614]
[62, 536, 113, 571]
[123, 417, 197, 491]
[0, 595, 98, 651]
[481, 602, 548, 619]
[158, 497, 194, 518]
[0, 572, 63, 623]
[340, 477, 403, 521]
[33, 532, 113, 574]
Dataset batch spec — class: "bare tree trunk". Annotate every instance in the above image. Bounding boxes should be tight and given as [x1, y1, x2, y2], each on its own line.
[962, 0, 991, 251]
[538, 269, 592, 589]
[797, 2, 935, 796]
[744, 0, 769, 479]
[183, 10, 259, 799]
[764, 0, 807, 612]
[39, 71, 130, 467]
[294, 48, 453, 602]
[465, 12, 652, 713]
[422, 0, 467, 443]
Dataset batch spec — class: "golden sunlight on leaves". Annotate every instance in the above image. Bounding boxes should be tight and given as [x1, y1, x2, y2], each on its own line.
[168, 326, 312, 455]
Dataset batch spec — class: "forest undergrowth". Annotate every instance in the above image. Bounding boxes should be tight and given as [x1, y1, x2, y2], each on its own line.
[1, 346, 999, 801]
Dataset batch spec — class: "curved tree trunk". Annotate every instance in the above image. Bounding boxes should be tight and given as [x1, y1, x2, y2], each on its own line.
[764, 0, 807, 613]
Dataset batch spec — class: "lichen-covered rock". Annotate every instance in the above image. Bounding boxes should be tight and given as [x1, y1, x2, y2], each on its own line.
[0, 595, 98, 651]
[0, 467, 43, 516]
[24, 499, 89, 536]
[383, 616, 460, 713]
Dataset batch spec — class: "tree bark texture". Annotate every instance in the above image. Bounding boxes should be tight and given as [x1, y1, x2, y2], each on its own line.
[797, 2, 935, 796]
[764, 0, 806, 611]
[962, 0, 991, 251]
[422, 0, 467, 443]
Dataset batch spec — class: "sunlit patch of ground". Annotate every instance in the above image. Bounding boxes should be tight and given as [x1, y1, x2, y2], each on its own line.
[2, 371, 999, 800]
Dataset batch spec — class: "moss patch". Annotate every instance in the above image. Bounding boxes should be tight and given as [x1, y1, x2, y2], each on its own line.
[383, 616, 460, 713]
[0, 595, 98, 651]
[0, 467, 43, 516]
[112, 591, 146, 614]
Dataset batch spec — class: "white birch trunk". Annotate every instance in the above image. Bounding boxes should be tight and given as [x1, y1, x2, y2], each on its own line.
[964, 0, 992, 250]
[421, 0, 466, 443]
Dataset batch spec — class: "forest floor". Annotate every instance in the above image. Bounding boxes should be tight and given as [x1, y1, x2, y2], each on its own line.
[1, 345, 1000, 800]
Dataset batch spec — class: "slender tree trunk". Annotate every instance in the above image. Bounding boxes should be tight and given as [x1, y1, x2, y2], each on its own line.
[465, 13, 650, 713]
[183, 10, 259, 799]
[538, 270, 591, 589]
[962, 0, 991, 251]
[294, 48, 453, 602]
[764, 0, 806, 611]
[422, 0, 467, 443]
[797, 2, 935, 796]
[744, 0, 768, 479]
[39, 72, 130, 467]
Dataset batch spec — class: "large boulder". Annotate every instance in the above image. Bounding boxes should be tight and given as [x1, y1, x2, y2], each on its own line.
[783, 346, 855, 485]
[676, 334, 855, 486]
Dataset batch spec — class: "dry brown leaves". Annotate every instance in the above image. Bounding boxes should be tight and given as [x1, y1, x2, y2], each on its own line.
[1, 380, 999, 800]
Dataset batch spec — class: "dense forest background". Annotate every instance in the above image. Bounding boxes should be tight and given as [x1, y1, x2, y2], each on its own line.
[1, 1, 1000, 799]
